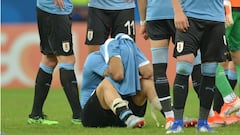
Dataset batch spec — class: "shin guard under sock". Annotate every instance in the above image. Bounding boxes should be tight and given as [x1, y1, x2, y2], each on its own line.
[199, 76, 215, 119]
[191, 64, 201, 97]
[30, 68, 52, 117]
[173, 74, 189, 119]
[60, 68, 82, 119]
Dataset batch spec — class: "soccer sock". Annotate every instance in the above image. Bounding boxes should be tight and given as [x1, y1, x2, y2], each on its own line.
[229, 80, 237, 90]
[153, 64, 172, 114]
[191, 64, 201, 97]
[236, 64, 240, 95]
[209, 107, 215, 117]
[160, 98, 173, 117]
[213, 88, 224, 113]
[111, 98, 133, 122]
[216, 64, 233, 97]
[228, 69, 237, 90]
[164, 110, 174, 118]
[116, 107, 133, 122]
[199, 76, 215, 120]
[151, 47, 171, 117]
[30, 67, 52, 118]
[153, 64, 170, 99]
[173, 74, 189, 120]
[60, 68, 82, 119]
[223, 92, 236, 103]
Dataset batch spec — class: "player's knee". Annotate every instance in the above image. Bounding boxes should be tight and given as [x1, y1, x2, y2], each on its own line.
[42, 55, 58, 67]
[140, 64, 154, 79]
[40, 63, 54, 74]
[58, 63, 75, 70]
[112, 73, 124, 81]
[142, 72, 153, 79]
[201, 63, 218, 77]
[176, 61, 193, 76]
[57, 55, 76, 64]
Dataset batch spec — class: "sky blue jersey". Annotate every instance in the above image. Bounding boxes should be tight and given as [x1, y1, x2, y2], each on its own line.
[181, 0, 225, 22]
[88, 0, 135, 10]
[100, 34, 149, 97]
[37, 0, 73, 15]
[80, 33, 149, 108]
[80, 51, 108, 108]
[146, 0, 174, 21]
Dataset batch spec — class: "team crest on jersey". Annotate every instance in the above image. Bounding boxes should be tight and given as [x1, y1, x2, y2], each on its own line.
[62, 41, 70, 52]
[87, 30, 93, 41]
[176, 41, 184, 53]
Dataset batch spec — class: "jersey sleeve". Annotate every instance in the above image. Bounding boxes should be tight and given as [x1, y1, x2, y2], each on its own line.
[84, 52, 108, 77]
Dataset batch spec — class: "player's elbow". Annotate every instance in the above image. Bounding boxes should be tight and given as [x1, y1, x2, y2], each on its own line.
[112, 72, 124, 81]
[141, 68, 153, 79]
[141, 71, 153, 80]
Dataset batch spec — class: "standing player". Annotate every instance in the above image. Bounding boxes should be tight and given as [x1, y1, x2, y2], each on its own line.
[85, 0, 136, 53]
[137, 0, 202, 129]
[80, 33, 162, 127]
[217, 0, 240, 118]
[28, 0, 82, 125]
[167, 0, 228, 133]
[208, 0, 240, 126]
[224, 0, 240, 96]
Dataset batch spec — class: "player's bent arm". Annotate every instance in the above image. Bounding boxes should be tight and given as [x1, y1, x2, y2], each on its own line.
[171, 0, 189, 32]
[137, 0, 147, 23]
[137, 0, 149, 40]
[105, 56, 124, 81]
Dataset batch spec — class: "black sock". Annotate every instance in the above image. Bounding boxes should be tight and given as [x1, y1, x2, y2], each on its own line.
[29, 68, 52, 118]
[153, 64, 171, 115]
[60, 68, 82, 119]
[228, 79, 237, 90]
[191, 64, 201, 97]
[153, 63, 170, 98]
[116, 106, 133, 122]
[173, 74, 189, 119]
[160, 99, 172, 118]
[199, 76, 215, 119]
[213, 88, 224, 113]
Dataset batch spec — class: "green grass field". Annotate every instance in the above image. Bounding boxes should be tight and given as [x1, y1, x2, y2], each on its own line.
[1, 88, 240, 135]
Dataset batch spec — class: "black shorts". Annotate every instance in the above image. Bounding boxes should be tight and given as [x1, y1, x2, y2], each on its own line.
[37, 7, 74, 56]
[173, 17, 228, 63]
[85, 7, 135, 45]
[81, 91, 147, 127]
[146, 19, 175, 43]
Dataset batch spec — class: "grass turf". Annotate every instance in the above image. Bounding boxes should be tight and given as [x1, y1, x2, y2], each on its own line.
[1, 88, 240, 135]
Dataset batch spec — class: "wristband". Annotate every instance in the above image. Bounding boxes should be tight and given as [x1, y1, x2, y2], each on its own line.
[140, 20, 146, 26]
